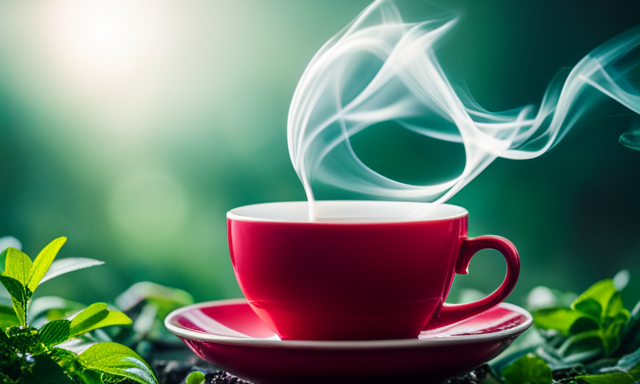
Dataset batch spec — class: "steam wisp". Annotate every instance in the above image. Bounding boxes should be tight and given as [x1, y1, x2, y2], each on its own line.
[287, 0, 640, 220]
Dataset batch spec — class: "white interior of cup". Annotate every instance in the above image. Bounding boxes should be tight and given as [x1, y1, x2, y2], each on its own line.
[227, 201, 468, 223]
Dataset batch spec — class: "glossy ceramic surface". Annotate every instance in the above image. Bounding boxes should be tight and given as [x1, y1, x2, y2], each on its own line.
[227, 201, 520, 340]
[166, 299, 533, 384]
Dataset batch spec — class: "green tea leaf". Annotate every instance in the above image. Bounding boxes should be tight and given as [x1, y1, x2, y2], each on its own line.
[572, 280, 618, 321]
[21, 355, 74, 384]
[501, 353, 553, 384]
[0, 237, 22, 274]
[79, 342, 158, 384]
[78, 370, 103, 384]
[0, 304, 20, 328]
[28, 237, 67, 293]
[41, 258, 104, 285]
[48, 347, 85, 381]
[3, 248, 33, 286]
[186, 371, 206, 384]
[570, 317, 601, 335]
[533, 308, 592, 335]
[605, 292, 628, 319]
[573, 298, 603, 321]
[69, 303, 132, 337]
[70, 303, 108, 335]
[0, 275, 24, 304]
[40, 319, 71, 347]
[576, 372, 636, 384]
[0, 275, 31, 325]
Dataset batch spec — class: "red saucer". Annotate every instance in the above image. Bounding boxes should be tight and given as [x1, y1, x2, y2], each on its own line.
[165, 299, 532, 384]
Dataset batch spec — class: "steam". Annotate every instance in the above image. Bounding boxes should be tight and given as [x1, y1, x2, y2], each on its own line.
[287, 0, 640, 220]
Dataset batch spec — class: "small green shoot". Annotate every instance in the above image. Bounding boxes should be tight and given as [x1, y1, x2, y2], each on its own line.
[186, 371, 206, 384]
[532, 274, 633, 361]
[0, 237, 157, 384]
[501, 353, 552, 384]
[490, 271, 640, 384]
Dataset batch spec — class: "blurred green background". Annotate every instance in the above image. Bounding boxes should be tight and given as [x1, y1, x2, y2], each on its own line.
[0, 0, 639, 307]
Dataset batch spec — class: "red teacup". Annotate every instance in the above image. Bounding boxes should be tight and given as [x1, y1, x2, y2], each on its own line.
[227, 201, 519, 341]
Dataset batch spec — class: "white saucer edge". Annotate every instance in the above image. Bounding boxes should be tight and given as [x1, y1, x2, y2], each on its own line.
[164, 299, 533, 350]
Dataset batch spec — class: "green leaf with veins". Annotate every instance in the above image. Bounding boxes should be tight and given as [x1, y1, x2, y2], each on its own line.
[501, 353, 553, 384]
[572, 280, 618, 320]
[570, 316, 601, 335]
[0, 275, 31, 325]
[606, 292, 627, 319]
[49, 347, 84, 375]
[79, 370, 103, 384]
[3, 248, 33, 286]
[576, 372, 636, 384]
[69, 303, 132, 337]
[532, 308, 597, 335]
[79, 342, 158, 384]
[573, 298, 603, 321]
[186, 371, 206, 384]
[27, 237, 66, 293]
[40, 319, 71, 347]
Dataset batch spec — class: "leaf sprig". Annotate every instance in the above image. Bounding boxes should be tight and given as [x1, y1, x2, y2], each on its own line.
[0, 237, 158, 384]
[532, 277, 634, 363]
[498, 347, 640, 384]
[489, 272, 640, 384]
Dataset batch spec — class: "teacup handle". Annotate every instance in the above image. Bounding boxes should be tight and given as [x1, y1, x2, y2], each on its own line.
[426, 235, 520, 329]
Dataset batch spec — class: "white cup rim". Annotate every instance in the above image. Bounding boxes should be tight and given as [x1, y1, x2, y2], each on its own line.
[227, 200, 468, 224]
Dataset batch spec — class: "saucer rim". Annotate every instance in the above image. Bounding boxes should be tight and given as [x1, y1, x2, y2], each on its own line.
[165, 299, 533, 349]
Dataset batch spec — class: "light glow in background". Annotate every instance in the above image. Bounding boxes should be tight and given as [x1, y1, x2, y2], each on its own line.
[0, 0, 638, 305]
